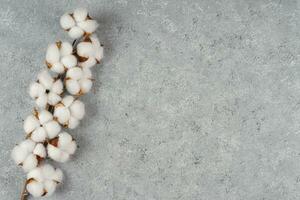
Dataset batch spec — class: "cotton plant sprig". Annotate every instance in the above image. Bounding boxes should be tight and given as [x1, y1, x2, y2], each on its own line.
[11, 8, 103, 199]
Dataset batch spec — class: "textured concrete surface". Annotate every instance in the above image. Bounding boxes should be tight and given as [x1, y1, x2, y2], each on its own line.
[1, 0, 300, 199]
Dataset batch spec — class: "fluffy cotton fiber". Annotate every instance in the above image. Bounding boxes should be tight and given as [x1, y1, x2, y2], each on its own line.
[54, 95, 85, 129]
[60, 8, 98, 39]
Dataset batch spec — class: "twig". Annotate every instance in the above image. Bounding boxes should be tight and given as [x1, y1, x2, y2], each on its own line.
[20, 180, 28, 200]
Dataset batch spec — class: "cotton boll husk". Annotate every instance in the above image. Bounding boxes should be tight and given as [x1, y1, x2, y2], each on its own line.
[73, 8, 88, 22]
[77, 42, 94, 57]
[61, 55, 77, 69]
[38, 110, 53, 124]
[26, 180, 44, 197]
[31, 127, 47, 142]
[46, 44, 60, 64]
[35, 94, 48, 108]
[38, 70, 53, 90]
[79, 79, 92, 93]
[48, 92, 62, 105]
[33, 143, 46, 158]
[22, 154, 38, 172]
[24, 115, 40, 134]
[29, 82, 45, 98]
[66, 79, 80, 95]
[68, 26, 84, 39]
[60, 14, 75, 30]
[60, 42, 73, 56]
[44, 121, 61, 139]
[51, 62, 65, 74]
[68, 117, 79, 129]
[78, 20, 98, 33]
[66, 67, 83, 80]
[70, 100, 85, 120]
[54, 105, 70, 124]
[79, 56, 97, 68]
[62, 95, 75, 107]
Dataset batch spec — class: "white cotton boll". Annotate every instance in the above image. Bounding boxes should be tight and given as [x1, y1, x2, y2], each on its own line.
[77, 42, 94, 57]
[62, 95, 74, 107]
[73, 8, 88, 22]
[64, 141, 77, 155]
[79, 79, 92, 93]
[54, 106, 70, 124]
[79, 56, 97, 68]
[29, 82, 45, 98]
[52, 168, 63, 183]
[44, 180, 56, 196]
[68, 26, 84, 39]
[48, 132, 76, 163]
[51, 79, 63, 94]
[35, 94, 48, 108]
[31, 127, 47, 142]
[27, 167, 43, 181]
[46, 44, 60, 64]
[61, 55, 77, 69]
[48, 92, 62, 105]
[51, 62, 65, 74]
[33, 143, 46, 158]
[68, 117, 79, 129]
[58, 132, 72, 147]
[11, 145, 28, 165]
[38, 110, 53, 124]
[22, 154, 38, 172]
[24, 115, 40, 134]
[60, 42, 73, 56]
[66, 67, 83, 80]
[78, 20, 98, 33]
[66, 79, 80, 95]
[60, 14, 75, 30]
[70, 100, 85, 120]
[19, 139, 36, 152]
[44, 121, 61, 139]
[82, 67, 92, 78]
[41, 164, 55, 178]
[95, 45, 103, 62]
[38, 70, 53, 90]
[26, 181, 44, 197]
[47, 145, 63, 162]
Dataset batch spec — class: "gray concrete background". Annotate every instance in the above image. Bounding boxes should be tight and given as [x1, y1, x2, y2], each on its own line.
[1, 0, 300, 199]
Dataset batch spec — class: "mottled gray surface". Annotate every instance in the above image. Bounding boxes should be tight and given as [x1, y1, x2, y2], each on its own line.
[1, 0, 300, 199]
